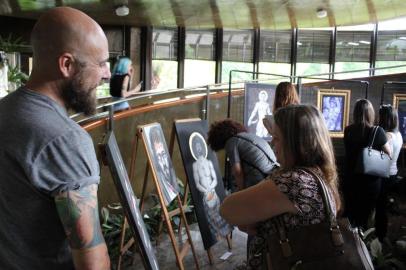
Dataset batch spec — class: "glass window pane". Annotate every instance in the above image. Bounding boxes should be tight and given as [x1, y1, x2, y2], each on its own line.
[153, 28, 178, 60]
[185, 29, 215, 61]
[151, 60, 178, 90]
[221, 61, 254, 83]
[334, 62, 370, 79]
[223, 30, 254, 62]
[296, 63, 330, 82]
[336, 31, 371, 62]
[259, 30, 291, 63]
[184, 59, 215, 87]
[297, 30, 331, 63]
[375, 61, 406, 75]
[258, 62, 291, 81]
[376, 31, 406, 61]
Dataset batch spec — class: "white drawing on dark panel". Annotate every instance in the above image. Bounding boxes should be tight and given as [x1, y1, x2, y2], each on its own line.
[247, 90, 272, 137]
[189, 132, 231, 238]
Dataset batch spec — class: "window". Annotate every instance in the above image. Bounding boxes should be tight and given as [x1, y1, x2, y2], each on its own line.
[223, 30, 254, 62]
[335, 29, 372, 79]
[375, 17, 406, 75]
[259, 30, 291, 63]
[152, 28, 178, 90]
[297, 30, 331, 64]
[184, 29, 216, 87]
[258, 30, 291, 81]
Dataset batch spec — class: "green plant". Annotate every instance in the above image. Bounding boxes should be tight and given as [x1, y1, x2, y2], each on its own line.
[8, 65, 28, 86]
[0, 34, 29, 88]
[0, 34, 25, 53]
[362, 227, 406, 270]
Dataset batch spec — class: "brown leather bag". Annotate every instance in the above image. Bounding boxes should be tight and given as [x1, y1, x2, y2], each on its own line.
[266, 168, 374, 270]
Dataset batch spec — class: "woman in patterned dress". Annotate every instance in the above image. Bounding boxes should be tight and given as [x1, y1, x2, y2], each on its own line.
[220, 104, 341, 269]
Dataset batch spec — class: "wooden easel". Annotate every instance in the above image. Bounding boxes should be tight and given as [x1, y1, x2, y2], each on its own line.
[172, 118, 233, 265]
[118, 123, 199, 270]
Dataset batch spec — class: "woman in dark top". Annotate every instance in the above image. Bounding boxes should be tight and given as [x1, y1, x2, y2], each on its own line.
[343, 99, 391, 230]
[109, 57, 142, 111]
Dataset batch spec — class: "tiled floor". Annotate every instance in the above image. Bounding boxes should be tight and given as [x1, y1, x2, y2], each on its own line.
[123, 225, 247, 270]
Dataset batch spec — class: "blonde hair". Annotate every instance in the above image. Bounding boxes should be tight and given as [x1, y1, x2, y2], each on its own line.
[273, 82, 300, 113]
[274, 104, 341, 210]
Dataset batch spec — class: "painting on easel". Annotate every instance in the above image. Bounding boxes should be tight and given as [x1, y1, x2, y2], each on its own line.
[142, 123, 180, 205]
[100, 130, 159, 270]
[175, 119, 232, 250]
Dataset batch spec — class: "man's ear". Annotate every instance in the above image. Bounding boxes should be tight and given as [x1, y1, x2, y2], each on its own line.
[58, 53, 75, 78]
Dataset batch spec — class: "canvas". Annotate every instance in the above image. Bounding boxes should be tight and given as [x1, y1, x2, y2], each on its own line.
[244, 83, 276, 140]
[393, 93, 406, 143]
[317, 89, 351, 138]
[175, 119, 232, 250]
[101, 131, 159, 270]
[141, 123, 180, 206]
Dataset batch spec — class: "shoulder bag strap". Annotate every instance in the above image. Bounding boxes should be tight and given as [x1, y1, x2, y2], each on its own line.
[367, 126, 378, 149]
[233, 134, 278, 165]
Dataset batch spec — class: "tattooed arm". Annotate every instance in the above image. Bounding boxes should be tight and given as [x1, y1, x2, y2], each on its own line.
[55, 184, 110, 270]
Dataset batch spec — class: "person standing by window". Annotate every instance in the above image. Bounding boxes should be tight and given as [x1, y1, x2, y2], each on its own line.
[109, 57, 142, 111]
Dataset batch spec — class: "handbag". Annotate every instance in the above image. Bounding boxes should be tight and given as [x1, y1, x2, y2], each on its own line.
[355, 126, 391, 178]
[265, 168, 374, 270]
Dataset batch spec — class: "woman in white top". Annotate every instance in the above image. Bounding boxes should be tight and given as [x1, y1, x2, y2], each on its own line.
[377, 104, 403, 241]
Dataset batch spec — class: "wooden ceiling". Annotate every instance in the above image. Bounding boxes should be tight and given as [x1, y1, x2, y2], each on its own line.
[1, 0, 406, 29]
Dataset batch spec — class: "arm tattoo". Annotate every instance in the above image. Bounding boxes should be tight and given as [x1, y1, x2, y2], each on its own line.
[55, 184, 105, 249]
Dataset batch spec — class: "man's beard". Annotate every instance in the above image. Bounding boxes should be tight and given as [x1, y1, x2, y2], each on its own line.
[62, 74, 98, 116]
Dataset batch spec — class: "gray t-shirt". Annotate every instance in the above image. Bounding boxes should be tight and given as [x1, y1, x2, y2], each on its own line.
[225, 132, 278, 188]
[0, 88, 100, 270]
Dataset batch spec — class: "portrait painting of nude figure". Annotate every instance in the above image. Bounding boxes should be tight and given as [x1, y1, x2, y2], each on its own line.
[244, 83, 276, 140]
[174, 119, 232, 250]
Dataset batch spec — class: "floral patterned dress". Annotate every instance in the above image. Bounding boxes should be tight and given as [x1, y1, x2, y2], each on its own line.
[246, 167, 337, 269]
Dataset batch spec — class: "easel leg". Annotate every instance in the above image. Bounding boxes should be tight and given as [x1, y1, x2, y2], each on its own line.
[177, 196, 200, 270]
[226, 233, 233, 250]
[156, 212, 164, 246]
[177, 182, 189, 241]
[206, 248, 214, 265]
[117, 218, 128, 270]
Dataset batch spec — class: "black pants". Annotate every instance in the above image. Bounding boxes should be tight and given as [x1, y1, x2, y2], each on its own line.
[375, 175, 397, 241]
[344, 174, 382, 230]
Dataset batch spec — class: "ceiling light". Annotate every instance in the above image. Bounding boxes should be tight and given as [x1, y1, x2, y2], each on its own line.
[348, 42, 359, 46]
[316, 8, 327, 19]
[399, 37, 406, 40]
[115, 5, 129, 17]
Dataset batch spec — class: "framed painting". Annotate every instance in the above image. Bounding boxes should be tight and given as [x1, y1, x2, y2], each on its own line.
[100, 131, 159, 270]
[174, 119, 232, 250]
[317, 89, 351, 138]
[140, 123, 180, 206]
[393, 93, 406, 143]
[244, 83, 276, 141]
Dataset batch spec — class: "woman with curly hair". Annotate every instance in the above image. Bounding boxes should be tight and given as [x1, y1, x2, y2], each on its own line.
[207, 119, 278, 192]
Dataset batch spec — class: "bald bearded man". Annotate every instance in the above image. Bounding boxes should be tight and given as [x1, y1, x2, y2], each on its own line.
[0, 7, 110, 270]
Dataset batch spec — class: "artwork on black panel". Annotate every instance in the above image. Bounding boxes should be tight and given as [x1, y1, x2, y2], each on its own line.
[393, 94, 406, 143]
[101, 131, 159, 270]
[175, 119, 232, 250]
[244, 83, 276, 140]
[142, 123, 179, 206]
[317, 89, 351, 138]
